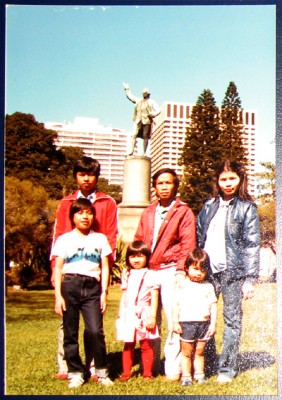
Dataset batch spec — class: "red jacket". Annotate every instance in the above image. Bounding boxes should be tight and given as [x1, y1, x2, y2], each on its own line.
[50, 190, 118, 267]
[134, 198, 196, 271]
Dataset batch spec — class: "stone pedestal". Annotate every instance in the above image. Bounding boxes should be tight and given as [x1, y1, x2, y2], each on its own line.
[118, 155, 151, 242]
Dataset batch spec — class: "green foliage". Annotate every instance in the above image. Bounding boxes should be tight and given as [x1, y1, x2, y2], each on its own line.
[258, 200, 275, 243]
[178, 89, 221, 213]
[256, 161, 276, 201]
[5, 112, 58, 178]
[5, 112, 84, 199]
[111, 237, 128, 284]
[179, 82, 249, 214]
[98, 178, 122, 204]
[255, 162, 275, 243]
[47, 146, 85, 198]
[5, 176, 58, 287]
[5, 284, 277, 395]
[220, 82, 248, 164]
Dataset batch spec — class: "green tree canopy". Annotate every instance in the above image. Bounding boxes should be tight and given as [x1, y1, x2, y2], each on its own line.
[5, 176, 58, 286]
[5, 112, 58, 179]
[256, 161, 276, 201]
[178, 89, 221, 213]
[98, 178, 122, 204]
[5, 112, 84, 199]
[220, 81, 248, 164]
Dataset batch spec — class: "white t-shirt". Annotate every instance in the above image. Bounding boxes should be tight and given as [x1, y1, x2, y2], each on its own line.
[52, 229, 112, 280]
[175, 278, 217, 322]
[204, 197, 232, 273]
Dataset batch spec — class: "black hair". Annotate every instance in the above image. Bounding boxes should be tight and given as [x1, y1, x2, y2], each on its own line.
[73, 156, 101, 179]
[212, 160, 253, 202]
[69, 198, 95, 226]
[185, 248, 210, 275]
[152, 168, 179, 195]
[125, 240, 151, 269]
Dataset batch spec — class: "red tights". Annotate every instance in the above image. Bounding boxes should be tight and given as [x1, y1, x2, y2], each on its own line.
[122, 339, 154, 377]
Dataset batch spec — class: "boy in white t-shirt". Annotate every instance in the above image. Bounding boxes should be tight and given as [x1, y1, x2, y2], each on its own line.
[173, 248, 217, 387]
[53, 198, 113, 389]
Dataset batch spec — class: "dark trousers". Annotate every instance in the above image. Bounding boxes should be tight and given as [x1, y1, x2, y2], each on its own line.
[61, 274, 107, 376]
[213, 272, 244, 378]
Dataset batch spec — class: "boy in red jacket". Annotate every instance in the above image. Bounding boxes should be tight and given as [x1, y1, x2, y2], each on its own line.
[50, 156, 118, 379]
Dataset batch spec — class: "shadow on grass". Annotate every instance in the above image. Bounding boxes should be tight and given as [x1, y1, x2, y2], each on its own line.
[108, 348, 141, 379]
[238, 351, 276, 372]
[107, 349, 275, 380]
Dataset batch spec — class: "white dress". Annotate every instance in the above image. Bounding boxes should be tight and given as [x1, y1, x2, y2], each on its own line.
[116, 268, 160, 342]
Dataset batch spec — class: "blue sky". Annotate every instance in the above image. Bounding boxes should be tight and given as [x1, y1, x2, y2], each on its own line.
[5, 4, 276, 166]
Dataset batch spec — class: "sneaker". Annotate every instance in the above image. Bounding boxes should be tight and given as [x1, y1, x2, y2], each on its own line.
[216, 374, 233, 383]
[68, 375, 84, 389]
[181, 378, 193, 386]
[55, 372, 68, 380]
[98, 376, 114, 386]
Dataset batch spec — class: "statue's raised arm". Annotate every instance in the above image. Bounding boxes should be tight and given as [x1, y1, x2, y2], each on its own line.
[123, 82, 139, 104]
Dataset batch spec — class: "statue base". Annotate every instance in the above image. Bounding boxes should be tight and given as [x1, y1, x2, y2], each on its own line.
[118, 155, 151, 242]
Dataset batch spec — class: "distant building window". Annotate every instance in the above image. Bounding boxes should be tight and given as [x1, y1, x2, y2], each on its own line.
[245, 112, 249, 125]
[186, 106, 190, 119]
[180, 105, 184, 119]
[174, 105, 177, 118]
[252, 113, 255, 125]
[167, 104, 171, 118]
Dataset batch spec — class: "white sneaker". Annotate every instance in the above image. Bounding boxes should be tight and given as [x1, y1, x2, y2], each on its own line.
[98, 376, 114, 386]
[68, 375, 84, 389]
[216, 374, 232, 383]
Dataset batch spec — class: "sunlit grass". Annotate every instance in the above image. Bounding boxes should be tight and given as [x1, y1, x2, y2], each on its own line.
[5, 282, 277, 395]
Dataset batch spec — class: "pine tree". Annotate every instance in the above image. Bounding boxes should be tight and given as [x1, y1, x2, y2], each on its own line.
[220, 81, 248, 164]
[178, 89, 221, 214]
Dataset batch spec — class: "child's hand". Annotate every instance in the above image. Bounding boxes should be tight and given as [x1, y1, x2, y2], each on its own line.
[55, 296, 66, 317]
[100, 293, 107, 313]
[146, 316, 156, 331]
[206, 323, 216, 338]
[172, 322, 182, 334]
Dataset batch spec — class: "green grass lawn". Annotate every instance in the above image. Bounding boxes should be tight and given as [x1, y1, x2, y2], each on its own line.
[5, 282, 277, 396]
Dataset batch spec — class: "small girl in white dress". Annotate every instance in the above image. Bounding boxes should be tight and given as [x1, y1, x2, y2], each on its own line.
[116, 240, 159, 381]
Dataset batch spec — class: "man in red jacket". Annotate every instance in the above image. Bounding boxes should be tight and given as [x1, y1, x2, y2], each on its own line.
[50, 156, 118, 380]
[135, 168, 196, 381]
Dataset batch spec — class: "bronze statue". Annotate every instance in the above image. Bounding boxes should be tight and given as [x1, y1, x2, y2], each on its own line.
[123, 83, 160, 156]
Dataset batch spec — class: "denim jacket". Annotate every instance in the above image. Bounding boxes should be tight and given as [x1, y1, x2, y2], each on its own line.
[197, 196, 261, 284]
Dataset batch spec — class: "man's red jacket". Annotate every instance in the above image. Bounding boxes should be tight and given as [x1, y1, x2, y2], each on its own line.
[134, 198, 196, 272]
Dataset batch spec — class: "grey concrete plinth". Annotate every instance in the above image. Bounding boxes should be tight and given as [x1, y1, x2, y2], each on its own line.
[121, 155, 151, 206]
[118, 205, 147, 243]
[118, 156, 151, 242]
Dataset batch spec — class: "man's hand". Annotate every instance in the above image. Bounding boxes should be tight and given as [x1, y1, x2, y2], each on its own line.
[242, 282, 255, 300]
[123, 82, 130, 90]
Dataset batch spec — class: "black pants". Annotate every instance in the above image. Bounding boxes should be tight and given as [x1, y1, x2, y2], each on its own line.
[62, 274, 107, 376]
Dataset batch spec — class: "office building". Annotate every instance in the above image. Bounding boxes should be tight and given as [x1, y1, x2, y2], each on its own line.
[150, 102, 257, 196]
[45, 117, 129, 186]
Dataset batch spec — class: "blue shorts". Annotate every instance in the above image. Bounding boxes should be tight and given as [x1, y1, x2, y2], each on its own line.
[179, 321, 210, 343]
